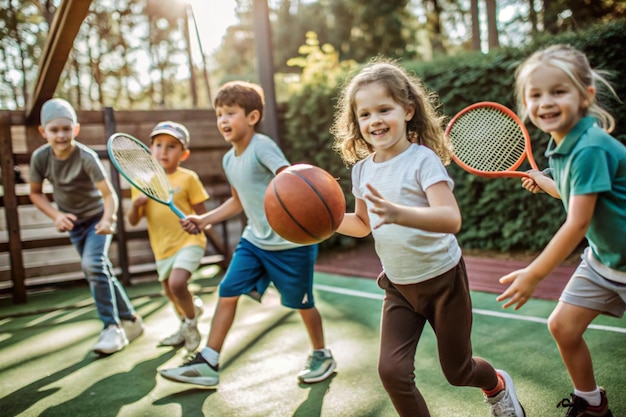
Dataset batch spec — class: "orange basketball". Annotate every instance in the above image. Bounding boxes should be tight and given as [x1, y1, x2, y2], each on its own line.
[264, 164, 346, 245]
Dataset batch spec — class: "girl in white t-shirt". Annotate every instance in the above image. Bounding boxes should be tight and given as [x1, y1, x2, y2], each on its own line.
[331, 59, 525, 417]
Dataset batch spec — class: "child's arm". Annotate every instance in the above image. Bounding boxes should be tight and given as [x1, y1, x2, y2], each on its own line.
[29, 181, 77, 232]
[522, 169, 560, 198]
[94, 179, 118, 234]
[497, 193, 596, 310]
[127, 194, 149, 226]
[193, 202, 208, 216]
[336, 197, 371, 238]
[365, 182, 461, 234]
[182, 186, 243, 231]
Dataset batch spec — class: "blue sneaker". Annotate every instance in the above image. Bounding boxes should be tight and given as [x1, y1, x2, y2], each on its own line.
[159, 352, 219, 386]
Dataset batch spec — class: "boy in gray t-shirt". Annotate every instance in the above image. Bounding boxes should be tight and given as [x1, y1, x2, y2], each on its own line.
[29, 98, 143, 355]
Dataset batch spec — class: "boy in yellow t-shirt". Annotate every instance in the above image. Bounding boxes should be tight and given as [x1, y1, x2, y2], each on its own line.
[127, 121, 208, 351]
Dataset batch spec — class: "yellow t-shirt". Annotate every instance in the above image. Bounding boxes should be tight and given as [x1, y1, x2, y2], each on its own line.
[131, 167, 208, 260]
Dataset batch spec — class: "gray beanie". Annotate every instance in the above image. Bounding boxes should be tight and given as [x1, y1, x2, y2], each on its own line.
[40, 98, 77, 127]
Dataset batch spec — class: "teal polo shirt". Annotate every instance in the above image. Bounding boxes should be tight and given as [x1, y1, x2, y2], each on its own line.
[545, 116, 626, 272]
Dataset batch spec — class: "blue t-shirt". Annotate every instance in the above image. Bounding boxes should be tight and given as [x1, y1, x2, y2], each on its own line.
[222, 133, 303, 251]
[545, 116, 626, 271]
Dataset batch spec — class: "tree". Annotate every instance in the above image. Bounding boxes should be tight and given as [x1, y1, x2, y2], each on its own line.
[485, 0, 499, 49]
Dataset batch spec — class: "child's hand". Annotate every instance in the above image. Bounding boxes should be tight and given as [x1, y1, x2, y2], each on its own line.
[180, 216, 202, 235]
[55, 213, 77, 232]
[95, 218, 117, 235]
[521, 169, 544, 194]
[133, 195, 149, 208]
[496, 268, 541, 310]
[364, 183, 399, 229]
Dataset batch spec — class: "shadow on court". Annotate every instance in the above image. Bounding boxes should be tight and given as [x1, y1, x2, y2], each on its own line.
[0, 271, 624, 416]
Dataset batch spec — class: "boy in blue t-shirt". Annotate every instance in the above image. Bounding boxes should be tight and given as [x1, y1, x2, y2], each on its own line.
[159, 81, 336, 387]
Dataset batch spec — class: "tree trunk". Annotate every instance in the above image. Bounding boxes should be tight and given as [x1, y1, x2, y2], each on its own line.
[486, 0, 499, 50]
[471, 0, 480, 51]
[528, 0, 538, 40]
[543, 0, 559, 34]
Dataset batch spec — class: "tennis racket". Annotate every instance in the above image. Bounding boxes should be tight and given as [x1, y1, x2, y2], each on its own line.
[445, 102, 539, 178]
[107, 133, 198, 232]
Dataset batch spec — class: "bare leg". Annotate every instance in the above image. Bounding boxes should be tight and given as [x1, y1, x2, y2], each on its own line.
[298, 307, 325, 350]
[162, 280, 183, 317]
[168, 268, 195, 319]
[548, 302, 599, 391]
[206, 296, 240, 352]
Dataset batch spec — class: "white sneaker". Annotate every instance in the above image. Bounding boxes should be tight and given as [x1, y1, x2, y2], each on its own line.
[93, 325, 128, 355]
[158, 323, 185, 347]
[160, 297, 204, 349]
[485, 370, 525, 417]
[181, 319, 201, 351]
[121, 317, 144, 342]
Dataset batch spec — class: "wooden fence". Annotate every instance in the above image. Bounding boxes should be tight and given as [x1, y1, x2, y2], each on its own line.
[0, 108, 242, 304]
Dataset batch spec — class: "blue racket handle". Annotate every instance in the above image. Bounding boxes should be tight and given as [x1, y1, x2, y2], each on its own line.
[169, 203, 186, 219]
[169, 203, 201, 235]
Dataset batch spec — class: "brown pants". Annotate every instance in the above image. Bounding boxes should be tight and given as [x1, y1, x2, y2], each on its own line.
[377, 258, 498, 417]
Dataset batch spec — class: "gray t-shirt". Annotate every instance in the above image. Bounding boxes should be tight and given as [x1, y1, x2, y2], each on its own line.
[30, 141, 107, 219]
[223, 133, 302, 251]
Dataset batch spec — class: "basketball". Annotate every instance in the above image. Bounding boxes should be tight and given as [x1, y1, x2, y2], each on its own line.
[264, 164, 346, 245]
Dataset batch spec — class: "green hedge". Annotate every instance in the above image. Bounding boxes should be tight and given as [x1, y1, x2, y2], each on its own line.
[280, 20, 626, 252]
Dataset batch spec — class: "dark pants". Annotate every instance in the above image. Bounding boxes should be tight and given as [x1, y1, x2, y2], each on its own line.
[377, 258, 498, 417]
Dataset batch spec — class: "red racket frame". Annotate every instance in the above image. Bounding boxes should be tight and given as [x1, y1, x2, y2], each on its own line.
[446, 102, 539, 178]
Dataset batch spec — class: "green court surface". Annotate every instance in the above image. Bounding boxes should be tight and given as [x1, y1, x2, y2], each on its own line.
[0, 269, 624, 417]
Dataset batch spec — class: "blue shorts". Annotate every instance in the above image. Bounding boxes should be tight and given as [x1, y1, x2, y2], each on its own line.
[218, 238, 318, 309]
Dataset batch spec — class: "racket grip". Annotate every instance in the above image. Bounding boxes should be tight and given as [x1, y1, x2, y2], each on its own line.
[171, 204, 201, 235]
[170, 204, 187, 219]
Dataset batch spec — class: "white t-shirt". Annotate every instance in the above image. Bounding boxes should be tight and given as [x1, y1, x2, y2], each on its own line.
[352, 143, 462, 284]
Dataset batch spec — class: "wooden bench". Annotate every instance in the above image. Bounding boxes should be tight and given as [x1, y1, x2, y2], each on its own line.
[1, 108, 243, 303]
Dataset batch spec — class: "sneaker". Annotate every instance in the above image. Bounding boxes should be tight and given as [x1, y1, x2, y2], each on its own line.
[159, 352, 219, 386]
[158, 324, 185, 347]
[93, 325, 128, 355]
[121, 316, 144, 342]
[297, 350, 336, 384]
[485, 370, 525, 417]
[557, 387, 613, 417]
[181, 319, 201, 351]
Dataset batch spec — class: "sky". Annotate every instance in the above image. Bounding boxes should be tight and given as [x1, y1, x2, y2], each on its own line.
[187, 0, 238, 56]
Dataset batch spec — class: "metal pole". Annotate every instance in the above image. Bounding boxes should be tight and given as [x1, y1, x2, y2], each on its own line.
[184, 9, 199, 107]
[187, 3, 213, 107]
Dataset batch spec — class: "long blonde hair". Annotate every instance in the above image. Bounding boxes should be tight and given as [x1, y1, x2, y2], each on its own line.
[515, 44, 617, 133]
[331, 59, 452, 166]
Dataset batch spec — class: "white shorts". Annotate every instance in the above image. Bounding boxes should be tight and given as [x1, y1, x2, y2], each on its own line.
[560, 248, 626, 318]
[155, 245, 204, 282]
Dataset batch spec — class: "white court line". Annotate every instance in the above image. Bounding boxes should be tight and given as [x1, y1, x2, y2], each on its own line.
[314, 283, 626, 334]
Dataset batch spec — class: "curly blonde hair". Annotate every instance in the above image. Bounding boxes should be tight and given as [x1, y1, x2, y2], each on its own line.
[330, 59, 452, 166]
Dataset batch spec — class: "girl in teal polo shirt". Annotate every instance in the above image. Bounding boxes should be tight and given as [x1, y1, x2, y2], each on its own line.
[498, 44, 624, 417]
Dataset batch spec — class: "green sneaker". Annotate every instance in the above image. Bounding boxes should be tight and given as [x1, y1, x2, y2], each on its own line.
[297, 350, 336, 384]
[159, 352, 219, 386]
